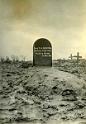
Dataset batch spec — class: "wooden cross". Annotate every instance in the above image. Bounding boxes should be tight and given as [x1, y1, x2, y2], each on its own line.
[73, 52, 82, 64]
[69, 54, 73, 60]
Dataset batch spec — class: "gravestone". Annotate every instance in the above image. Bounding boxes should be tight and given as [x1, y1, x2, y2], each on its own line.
[33, 38, 52, 66]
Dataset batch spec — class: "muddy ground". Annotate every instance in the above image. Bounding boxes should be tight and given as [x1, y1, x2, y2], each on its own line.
[0, 61, 86, 124]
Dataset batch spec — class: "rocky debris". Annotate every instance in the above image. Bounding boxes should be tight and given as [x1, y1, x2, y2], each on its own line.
[74, 101, 86, 109]
[42, 103, 58, 121]
[24, 84, 52, 100]
[82, 97, 86, 101]
[62, 89, 77, 101]
[82, 92, 86, 101]
[51, 85, 62, 95]
[37, 85, 51, 100]
[20, 61, 32, 68]
[43, 107, 58, 117]
[57, 60, 86, 81]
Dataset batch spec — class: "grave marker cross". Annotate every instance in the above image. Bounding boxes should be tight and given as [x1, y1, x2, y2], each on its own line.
[69, 54, 73, 60]
[73, 52, 82, 64]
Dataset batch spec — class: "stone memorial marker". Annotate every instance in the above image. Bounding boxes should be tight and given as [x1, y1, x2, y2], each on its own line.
[33, 38, 52, 66]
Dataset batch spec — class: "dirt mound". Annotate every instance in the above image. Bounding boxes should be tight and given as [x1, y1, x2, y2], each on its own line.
[0, 63, 86, 124]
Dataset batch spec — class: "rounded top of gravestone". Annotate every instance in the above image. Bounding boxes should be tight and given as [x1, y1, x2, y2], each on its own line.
[34, 38, 52, 47]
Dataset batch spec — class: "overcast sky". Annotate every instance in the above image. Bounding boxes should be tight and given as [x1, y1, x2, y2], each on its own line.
[0, 0, 86, 60]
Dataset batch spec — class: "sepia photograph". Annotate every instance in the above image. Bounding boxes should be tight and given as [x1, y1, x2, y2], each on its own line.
[0, 0, 86, 124]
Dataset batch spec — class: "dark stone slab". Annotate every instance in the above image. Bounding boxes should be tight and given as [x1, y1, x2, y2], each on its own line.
[33, 38, 52, 66]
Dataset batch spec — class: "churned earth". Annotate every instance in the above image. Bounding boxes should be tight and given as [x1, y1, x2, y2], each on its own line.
[0, 62, 86, 124]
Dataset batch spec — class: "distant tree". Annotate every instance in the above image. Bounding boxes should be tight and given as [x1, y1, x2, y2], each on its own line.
[5, 56, 11, 63]
[0, 57, 5, 63]
[0, 56, 11, 63]
[20, 55, 26, 62]
[11, 55, 19, 63]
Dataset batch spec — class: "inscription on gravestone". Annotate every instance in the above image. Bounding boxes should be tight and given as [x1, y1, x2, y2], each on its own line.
[33, 38, 52, 66]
